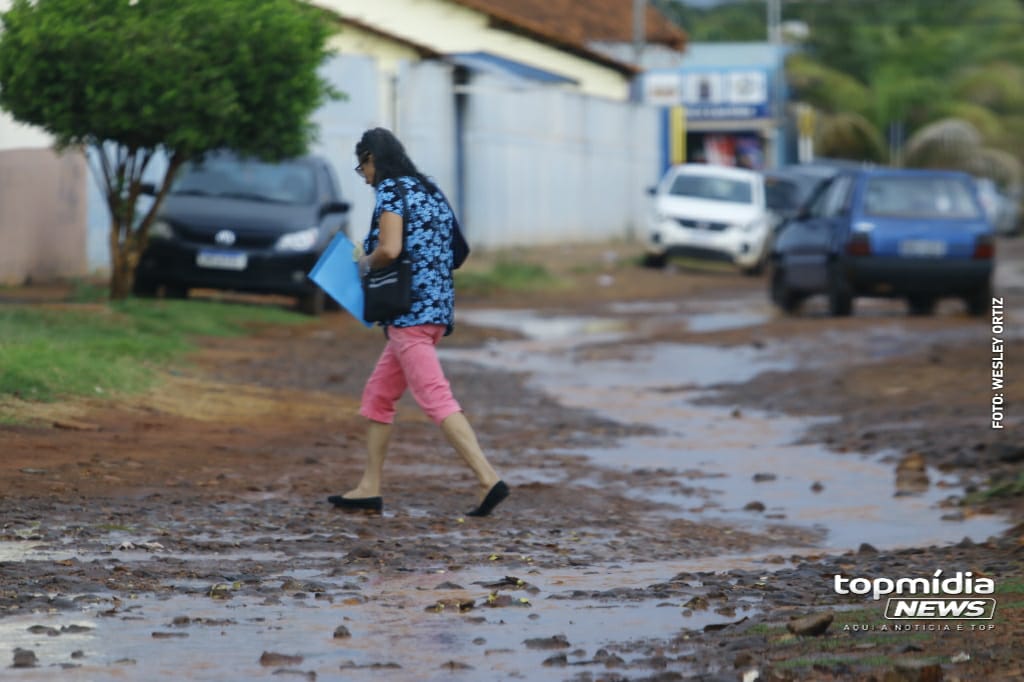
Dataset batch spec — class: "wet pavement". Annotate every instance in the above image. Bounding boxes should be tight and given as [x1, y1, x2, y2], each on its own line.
[2, 271, 1020, 680]
[448, 303, 1009, 553]
[0, 555, 781, 681]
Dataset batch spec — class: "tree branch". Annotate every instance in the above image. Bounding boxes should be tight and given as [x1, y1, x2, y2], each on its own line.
[136, 151, 187, 242]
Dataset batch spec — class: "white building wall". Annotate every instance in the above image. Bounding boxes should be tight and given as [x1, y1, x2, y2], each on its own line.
[308, 55, 382, 242]
[461, 72, 660, 247]
[311, 0, 630, 101]
[395, 60, 458, 207]
[0, 114, 52, 152]
[7, 53, 657, 274]
[325, 26, 418, 129]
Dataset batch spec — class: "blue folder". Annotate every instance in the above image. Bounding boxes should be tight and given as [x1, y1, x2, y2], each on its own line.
[308, 232, 373, 328]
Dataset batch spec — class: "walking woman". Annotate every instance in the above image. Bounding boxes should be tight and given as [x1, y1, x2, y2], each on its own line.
[327, 127, 509, 517]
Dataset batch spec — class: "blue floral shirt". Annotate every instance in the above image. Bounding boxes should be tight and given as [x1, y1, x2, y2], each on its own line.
[363, 176, 455, 334]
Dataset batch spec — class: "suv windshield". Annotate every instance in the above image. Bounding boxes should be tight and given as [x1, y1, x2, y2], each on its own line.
[669, 174, 753, 204]
[863, 176, 982, 219]
[764, 176, 802, 212]
[171, 157, 316, 205]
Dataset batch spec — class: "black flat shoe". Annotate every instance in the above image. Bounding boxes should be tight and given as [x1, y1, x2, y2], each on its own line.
[327, 495, 383, 514]
[466, 481, 509, 517]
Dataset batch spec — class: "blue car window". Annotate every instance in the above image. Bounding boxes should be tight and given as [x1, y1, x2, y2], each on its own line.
[864, 177, 981, 219]
[808, 175, 851, 218]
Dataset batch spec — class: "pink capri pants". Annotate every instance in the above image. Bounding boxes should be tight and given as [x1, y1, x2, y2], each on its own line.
[359, 324, 462, 425]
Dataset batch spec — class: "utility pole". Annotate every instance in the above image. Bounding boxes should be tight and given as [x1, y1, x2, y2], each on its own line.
[766, 0, 782, 45]
[767, 0, 783, 167]
[632, 0, 646, 67]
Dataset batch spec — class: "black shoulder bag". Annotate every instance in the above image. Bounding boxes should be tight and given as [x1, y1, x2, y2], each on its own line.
[362, 184, 412, 323]
[451, 211, 470, 269]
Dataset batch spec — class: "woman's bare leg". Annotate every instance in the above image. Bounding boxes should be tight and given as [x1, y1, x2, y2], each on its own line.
[440, 412, 500, 499]
[344, 420, 392, 498]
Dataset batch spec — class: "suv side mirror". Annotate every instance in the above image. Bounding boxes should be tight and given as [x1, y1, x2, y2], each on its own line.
[138, 182, 157, 196]
[646, 186, 657, 196]
[320, 200, 350, 216]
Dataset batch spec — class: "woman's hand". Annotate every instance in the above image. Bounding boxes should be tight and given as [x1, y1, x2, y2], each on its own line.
[353, 244, 371, 277]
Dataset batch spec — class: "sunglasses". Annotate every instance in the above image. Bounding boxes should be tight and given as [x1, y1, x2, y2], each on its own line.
[354, 155, 370, 176]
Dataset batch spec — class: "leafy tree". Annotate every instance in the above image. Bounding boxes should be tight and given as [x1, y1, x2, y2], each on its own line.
[785, 54, 873, 121]
[653, 0, 766, 42]
[657, 0, 1024, 193]
[816, 112, 888, 163]
[904, 119, 1021, 189]
[0, 0, 338, 299]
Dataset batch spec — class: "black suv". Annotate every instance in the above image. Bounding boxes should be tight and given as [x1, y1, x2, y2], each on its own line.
[134, 152, 350, 314]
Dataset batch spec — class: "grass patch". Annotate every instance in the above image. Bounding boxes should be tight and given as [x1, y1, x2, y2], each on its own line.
[0, 298, 308, 402]
[455, 260, 560, 296]
[774, 653, 948, 672]
[746, 622, 787, 636]
[965, 471, 1024, 505]
[668, 255, 737, 273]
[68, 279, 110, 304]
[997, 579, 1024, 595]
[756, 608, 930, 655]
[774, 654, 898, 670]
[96, 523, 134, 532]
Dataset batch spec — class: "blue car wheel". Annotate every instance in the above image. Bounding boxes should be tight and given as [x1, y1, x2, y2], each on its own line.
[964, 283, 992, 317]
[770, 265, 802, 314]
[827, 264, 853, 317]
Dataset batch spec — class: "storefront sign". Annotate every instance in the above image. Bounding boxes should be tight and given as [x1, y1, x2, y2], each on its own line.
[683, 70, 769, 120]
[645, 69, 771, 121]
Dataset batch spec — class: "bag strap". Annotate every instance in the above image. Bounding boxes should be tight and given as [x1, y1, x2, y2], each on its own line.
[391, 179, 410, 256]
[433, 187, 470, 269]
[391, 177, 468, 268]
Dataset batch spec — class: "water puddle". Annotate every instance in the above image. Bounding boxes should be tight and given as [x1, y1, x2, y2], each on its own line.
[461, 299, 772, 340]
[683, 309, 772, 333]
[444, 308, 1008, 553]
[454, 309, 631, 343]
[0, 554, 799, 681]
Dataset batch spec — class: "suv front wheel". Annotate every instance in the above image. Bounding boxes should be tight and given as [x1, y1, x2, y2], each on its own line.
[770, 265, 802, 315]
[642, 252, 667, 269]
[964, 284, 992, 317]
[297, 288, 326, 316]
[826, 264, 854, 317]
[132, 275, 159, 298]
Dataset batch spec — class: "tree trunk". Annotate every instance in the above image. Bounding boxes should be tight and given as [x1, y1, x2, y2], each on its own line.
[109, 218, 133, 300]
[101, 149, 184, 300]
[106, 173, 142, 300]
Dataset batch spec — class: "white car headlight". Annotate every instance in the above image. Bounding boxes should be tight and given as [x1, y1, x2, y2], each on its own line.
[275, 227, 319, 251]
[149, 220, 173, 240]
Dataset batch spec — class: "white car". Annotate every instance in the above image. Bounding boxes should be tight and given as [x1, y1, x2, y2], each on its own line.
[975, 177, 1021, 236]
[644, 164, 778, 275]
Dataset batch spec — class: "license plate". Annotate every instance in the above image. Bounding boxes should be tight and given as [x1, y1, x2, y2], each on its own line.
[196, 250, 248, 271]
[898, 239, 947, 257]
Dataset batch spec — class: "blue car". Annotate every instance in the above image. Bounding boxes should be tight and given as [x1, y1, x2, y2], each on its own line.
[770, 167, 995, 317]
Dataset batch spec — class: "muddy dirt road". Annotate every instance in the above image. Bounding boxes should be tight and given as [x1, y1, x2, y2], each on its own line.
[1, 240, 1023, 681]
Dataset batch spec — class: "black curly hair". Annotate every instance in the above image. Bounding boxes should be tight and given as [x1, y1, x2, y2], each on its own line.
[355, 127, 439, 194]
